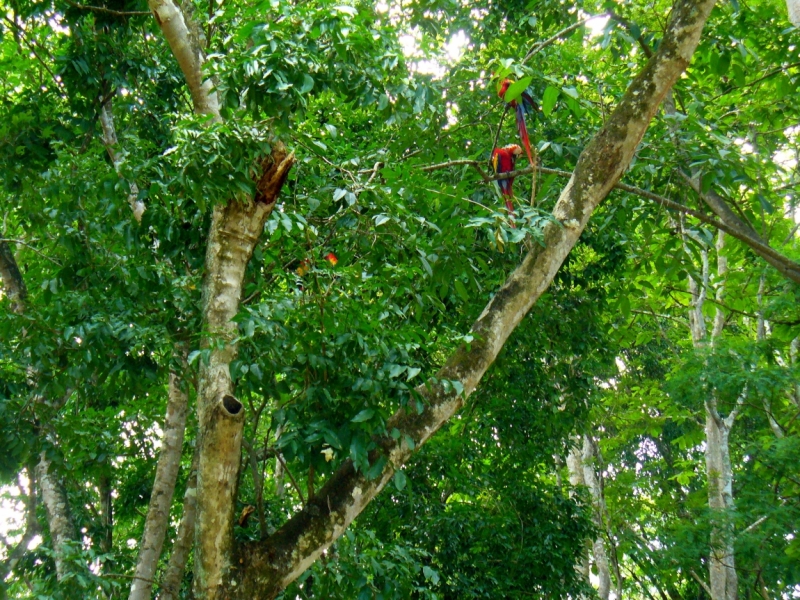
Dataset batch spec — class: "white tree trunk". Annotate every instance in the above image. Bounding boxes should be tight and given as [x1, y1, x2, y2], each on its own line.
[788, 0, 800, 26]
[566, 440, 590, 582]
[582, 437, 611, 600]
[705, 406, 738, 600]
[99, 101, 145, 222]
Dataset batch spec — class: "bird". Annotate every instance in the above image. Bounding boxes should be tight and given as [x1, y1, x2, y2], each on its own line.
[498, 78, 538, 167]
[491, 144, 523, 226]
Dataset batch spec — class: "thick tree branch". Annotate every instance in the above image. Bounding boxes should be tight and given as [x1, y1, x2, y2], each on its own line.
[0, 235, 78, 582]
[193, 143, 294, 598]
[228, 0, 718, 596]
[36, 452, 77, 581]
[679, 171, 800, 284]
[147, 0, 220, 120]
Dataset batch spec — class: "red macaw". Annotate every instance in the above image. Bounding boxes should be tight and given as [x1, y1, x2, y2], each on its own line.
[498, 78, 538, 167]
[491, 144, 523, 226]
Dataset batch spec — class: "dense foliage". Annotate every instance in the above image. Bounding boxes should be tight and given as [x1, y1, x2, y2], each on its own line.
[1, 0, 799, 597]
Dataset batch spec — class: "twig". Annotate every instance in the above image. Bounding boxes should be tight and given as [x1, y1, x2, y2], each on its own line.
[0, 239, 62, 266]
[743, 514, 769, 534]
[712, 61, 800, 101]
[275, 453, 306, 505]
[689, 569, 713, 597]
[63, 0, 150, 16]
[523, 15, 600, 63]
[489, 104, 510, 165]
[1, 17, 62, 89]
[419, 159, 491, 183]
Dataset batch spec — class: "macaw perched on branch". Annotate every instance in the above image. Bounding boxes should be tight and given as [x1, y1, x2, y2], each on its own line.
[491, 144, 523, 226]
[498, 78, 538, 167]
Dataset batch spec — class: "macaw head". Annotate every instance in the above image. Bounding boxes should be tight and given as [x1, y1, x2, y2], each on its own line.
[506, 144, 523, 157]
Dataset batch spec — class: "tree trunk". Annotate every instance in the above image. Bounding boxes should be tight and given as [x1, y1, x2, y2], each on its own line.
[129, 368, 190, 600]
[582, 437, 612, 600]
[192, 146, 294, 598]
[36, 453, 76, 581]
[705, 407, 737, 600]
[686, 231, 739, 600]
[566, 439, 590, 583]
[224, 0, 717, 594]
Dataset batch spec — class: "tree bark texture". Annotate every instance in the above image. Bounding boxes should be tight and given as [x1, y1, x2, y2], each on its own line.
[158, 451, 199, 600]
[129, 370, 190, 600]
[193, 144, 294, 598]
[678, 171, 800, 286]
[686, 231, 739, 600]
[226, 0, 718, 595]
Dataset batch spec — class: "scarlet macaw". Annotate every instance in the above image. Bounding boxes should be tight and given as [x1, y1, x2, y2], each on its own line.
[491, 144, 523, 225]
[498, 78, 538, 167]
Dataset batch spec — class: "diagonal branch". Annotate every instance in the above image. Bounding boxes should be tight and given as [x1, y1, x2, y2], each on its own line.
[679, 171, 800, 284]
[147, 0, 220, 120]
[228, 0, 719, 596]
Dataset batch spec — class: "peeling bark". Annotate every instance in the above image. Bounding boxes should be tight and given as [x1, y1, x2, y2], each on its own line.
[129, 369, 190, 600]
[36, 453, 76, 581]
[226, 0, 717, 595]
[158, 451, 199, 600]
[193, 145, 294, 598]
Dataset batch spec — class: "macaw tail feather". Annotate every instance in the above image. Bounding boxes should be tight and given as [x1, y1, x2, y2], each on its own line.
[515, 105, 535, 166]
[505, 197, 516, 228]
[498, 178, 512, 195]
[520, 91, 538, 114]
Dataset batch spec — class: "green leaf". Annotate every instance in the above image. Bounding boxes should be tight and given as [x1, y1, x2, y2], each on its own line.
[299, 75, 314, 94]
[351, 408, 375, 423]
[393, 469, 407, 491]
[454, 279, 469, 302]
[406, 367, 421, 381]
[502, 76, 534, 103]
[541, 86, 559, 117]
